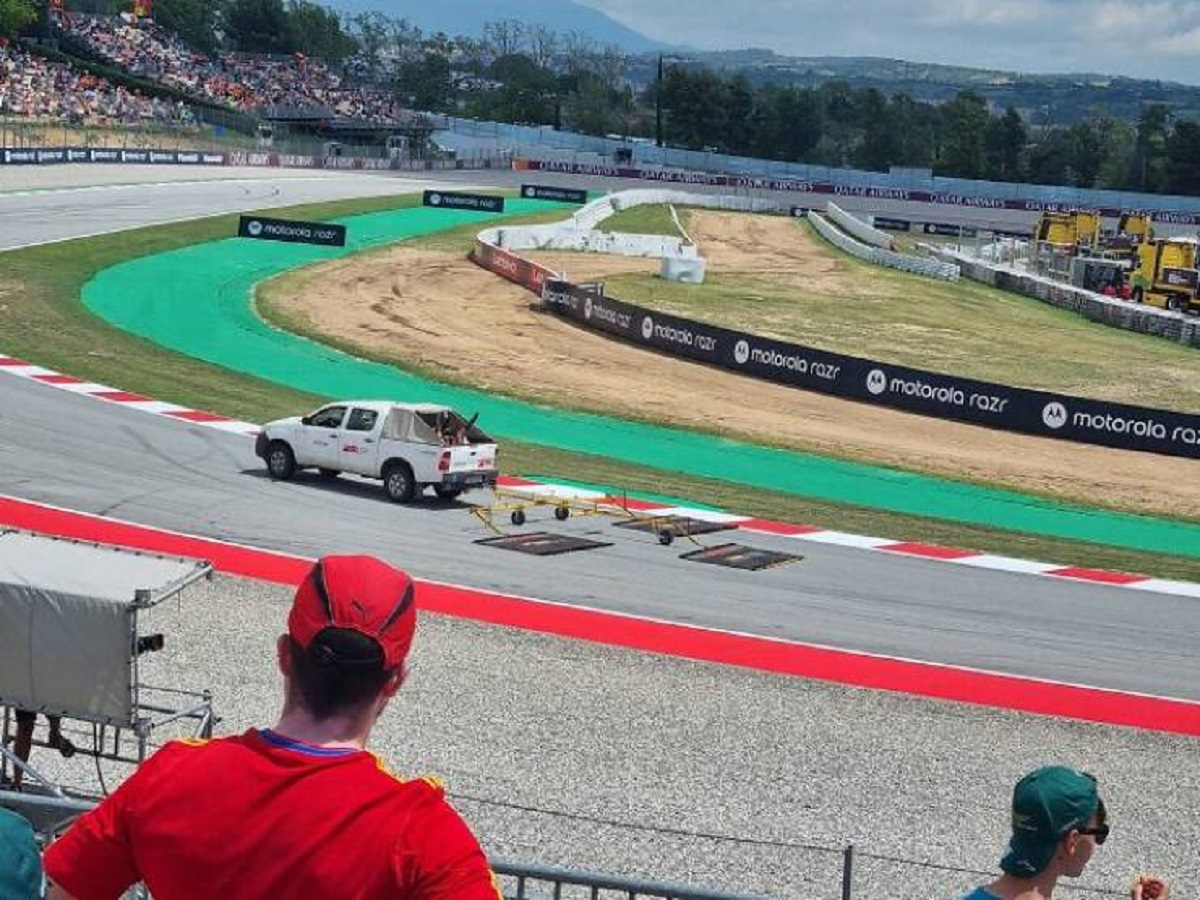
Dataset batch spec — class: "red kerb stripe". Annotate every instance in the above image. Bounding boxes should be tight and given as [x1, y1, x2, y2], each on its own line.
[1048, 567, 1148, 586]
[881, 542, 979, 560]
[95, 391, 153, 403]
[34, 374, 86, 385]
[166, 410, 231, 423]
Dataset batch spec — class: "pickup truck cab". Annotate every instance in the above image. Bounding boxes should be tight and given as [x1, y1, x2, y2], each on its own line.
[255, 400, 499, 502]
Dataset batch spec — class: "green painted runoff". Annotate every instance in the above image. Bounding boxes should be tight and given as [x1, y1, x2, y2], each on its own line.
[81, 201, 1200, 557]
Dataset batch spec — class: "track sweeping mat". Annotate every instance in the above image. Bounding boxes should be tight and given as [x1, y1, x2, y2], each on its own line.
[475, 532, 612, 556]
[614, 517, 736, 538]
[681, 542, 803, 571]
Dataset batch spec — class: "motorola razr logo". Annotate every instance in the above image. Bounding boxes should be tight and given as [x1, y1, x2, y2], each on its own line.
[1042, 402, 1068, 430]
[428, 192, 442, 206]
[641, 316, 654, 339]
[523, 186, 536, 197]
[247, 220, 263, 236]
[734, 340, 750, 365]
[866, 368, 887, 396]
[584, 296, 593, 319]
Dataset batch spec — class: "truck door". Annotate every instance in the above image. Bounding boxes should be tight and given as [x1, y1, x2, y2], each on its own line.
[296, 405, 346, 469]
[339, 407, 381, 475]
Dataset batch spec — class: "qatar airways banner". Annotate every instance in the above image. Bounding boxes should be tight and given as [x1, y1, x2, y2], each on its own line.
[539, 278, 1200, 460]
[517, 159, 1200, 226]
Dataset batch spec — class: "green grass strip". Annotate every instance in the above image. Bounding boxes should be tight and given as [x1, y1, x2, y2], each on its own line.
[78, 203, 1200, 558]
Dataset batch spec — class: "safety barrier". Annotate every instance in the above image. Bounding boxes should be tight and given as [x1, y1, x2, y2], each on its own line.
[0, 145, 503, 172]
[826, 202, 894, 249]
[514, 158, 1200, 224]
[809, 210, 960, 281]
[931, 247, 1200, 348]
[476, 189, 779, 272]
[536, 278, 1200, 459]
[441, 116, 1200, 217]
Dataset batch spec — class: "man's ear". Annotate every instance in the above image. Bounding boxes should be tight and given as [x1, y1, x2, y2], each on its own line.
[277, 635, 293, 678]
[381, 665, 408, 699]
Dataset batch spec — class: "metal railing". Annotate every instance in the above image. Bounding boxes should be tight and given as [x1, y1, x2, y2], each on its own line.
[492, 860, 770, 899]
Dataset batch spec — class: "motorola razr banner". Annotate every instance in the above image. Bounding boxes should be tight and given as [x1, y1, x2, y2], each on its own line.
[541, 279, 1200, 459]
[422, 190, 505, 212]
[237, 215, 347, 247]
[520, 184, 589, 204]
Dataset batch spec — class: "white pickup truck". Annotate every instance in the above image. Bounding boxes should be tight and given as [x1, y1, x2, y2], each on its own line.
[255, 400, 499, 502]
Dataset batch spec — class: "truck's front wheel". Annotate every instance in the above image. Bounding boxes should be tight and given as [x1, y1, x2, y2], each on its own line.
[383, 462, 416, 503]
[266, 442, 296, 481]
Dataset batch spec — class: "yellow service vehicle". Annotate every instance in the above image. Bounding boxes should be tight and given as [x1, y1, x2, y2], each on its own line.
[1101, 213, 1155, 261]
[1031, 210, 1101, 252]
[1130, 238, 1200, 313]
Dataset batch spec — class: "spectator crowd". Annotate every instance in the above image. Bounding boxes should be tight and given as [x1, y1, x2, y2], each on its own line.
[0, 39, 183, 125]
[62, 13, 410, 125]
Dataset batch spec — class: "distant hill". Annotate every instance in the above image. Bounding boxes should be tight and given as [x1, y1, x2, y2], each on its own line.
[623, 50, 1200, 126]
[322, 0, 668, 53]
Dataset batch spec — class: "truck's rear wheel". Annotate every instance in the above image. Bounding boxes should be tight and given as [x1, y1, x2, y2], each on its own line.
[1167, 294, 1184, 312]
[383, 462, 416, 503]
[266, 442, 295, 481]
[434, 485, 464, 501]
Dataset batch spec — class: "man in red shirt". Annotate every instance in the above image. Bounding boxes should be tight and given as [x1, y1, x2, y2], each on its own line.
[44, 555, 502, 900]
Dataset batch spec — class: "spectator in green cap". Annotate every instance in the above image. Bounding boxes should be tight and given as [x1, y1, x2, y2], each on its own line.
[959, 765, 1168, 900]
[0, 806, 44, 899]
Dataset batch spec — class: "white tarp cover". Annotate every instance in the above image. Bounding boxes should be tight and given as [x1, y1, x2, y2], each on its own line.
[0, 533, 204, 725]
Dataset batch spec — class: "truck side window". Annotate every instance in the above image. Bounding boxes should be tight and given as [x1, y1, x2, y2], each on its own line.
[346, 409, 378, 432]
[310, 406, 347, 428]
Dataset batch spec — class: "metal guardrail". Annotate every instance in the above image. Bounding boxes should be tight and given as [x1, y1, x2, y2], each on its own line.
[491, 859, 771, 899]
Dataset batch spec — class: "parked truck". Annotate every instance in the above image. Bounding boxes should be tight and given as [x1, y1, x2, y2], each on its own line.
[256, 401, 499, 503]
[1130, 237, 1200, 313]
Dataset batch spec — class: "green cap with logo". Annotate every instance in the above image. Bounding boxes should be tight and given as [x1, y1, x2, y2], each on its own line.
[1000, 766, 1100, 877]
[0, 806, 44, 899]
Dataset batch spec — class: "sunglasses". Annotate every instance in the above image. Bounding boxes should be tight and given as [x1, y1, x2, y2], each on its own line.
[1077, 824, 1109, 845]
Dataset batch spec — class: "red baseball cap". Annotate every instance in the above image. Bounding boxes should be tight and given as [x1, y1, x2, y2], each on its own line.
[288, 556, 417, 670]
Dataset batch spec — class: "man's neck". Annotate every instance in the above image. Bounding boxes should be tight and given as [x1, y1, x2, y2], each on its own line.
[271, 710, 372, 751]
[985, 872, 1059, 900]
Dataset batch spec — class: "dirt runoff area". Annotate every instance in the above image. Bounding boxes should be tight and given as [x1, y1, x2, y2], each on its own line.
[262, 209, 1200, 520]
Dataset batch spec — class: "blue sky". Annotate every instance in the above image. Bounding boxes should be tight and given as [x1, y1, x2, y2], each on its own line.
[581, 0, 1200, 84]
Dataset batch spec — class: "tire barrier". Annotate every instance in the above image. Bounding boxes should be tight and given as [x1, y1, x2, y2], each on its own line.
[539, 278, 1200, 460]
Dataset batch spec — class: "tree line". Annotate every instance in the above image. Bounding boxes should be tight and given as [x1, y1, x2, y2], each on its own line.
[6, 0, 1200, 196]
[656, 67, 1200, 195]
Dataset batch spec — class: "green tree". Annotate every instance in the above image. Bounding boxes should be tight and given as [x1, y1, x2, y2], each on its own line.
[1094, 117, 1137, 190]
[152, 0, 218, 53]
[225, 0, 289, 54]
[1132, 104, 1171, 192]
[854, 87, 899, 171]
[285, 0, 356, 60]
[984, 106, 1026, 181]
[0, 0, 37, 39]
[938, 91, 990, 178]
[398, 52, 452, 111]
[471, 53, 557, 125]
[1165, 119, 1200, 195]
